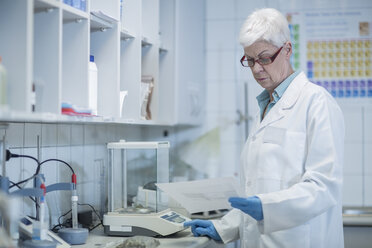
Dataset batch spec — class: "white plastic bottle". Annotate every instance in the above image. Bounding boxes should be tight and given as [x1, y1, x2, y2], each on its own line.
[0, 56, 7, 108]
[88, 55, 98, 115]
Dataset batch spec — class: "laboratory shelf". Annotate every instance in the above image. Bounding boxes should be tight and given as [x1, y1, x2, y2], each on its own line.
[34, 0, 60, 13]
[62, 3, 89, 23]
[0, 0, 205, 127]
[90, 13, 114, 32]
[159, 45, 168, 53]
[141, 36, 154, 47]
[120, 28, 135, 40]
[0, 110, 173, 126]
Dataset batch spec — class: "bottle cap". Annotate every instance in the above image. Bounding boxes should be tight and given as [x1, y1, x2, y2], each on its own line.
[90, 55, 94, 62]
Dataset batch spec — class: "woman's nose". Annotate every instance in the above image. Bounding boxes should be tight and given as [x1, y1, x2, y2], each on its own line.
[251, 62, 264, 74]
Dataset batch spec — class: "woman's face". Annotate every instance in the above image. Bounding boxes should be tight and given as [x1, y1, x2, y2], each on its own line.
[243, 40, 292, 93]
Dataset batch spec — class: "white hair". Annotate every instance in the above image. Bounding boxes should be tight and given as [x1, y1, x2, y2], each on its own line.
[239, 8, 290, 48]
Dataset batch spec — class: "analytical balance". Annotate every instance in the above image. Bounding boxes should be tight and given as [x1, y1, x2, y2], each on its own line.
[103, 141, 189, 237]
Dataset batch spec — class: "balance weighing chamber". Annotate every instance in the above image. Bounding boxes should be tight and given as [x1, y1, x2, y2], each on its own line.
[103, 141, 189, 237]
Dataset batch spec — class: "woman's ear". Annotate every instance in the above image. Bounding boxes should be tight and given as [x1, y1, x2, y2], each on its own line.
[285, 42, 292, 58]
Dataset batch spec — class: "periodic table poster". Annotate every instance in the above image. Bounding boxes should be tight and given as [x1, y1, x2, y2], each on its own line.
[286, 8, 372, 98]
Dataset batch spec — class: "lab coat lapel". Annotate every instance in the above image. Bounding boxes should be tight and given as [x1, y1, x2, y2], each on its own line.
[250, 111, 261, 137]
[252, 72, 308, 136]
[259, 105, 285, 130]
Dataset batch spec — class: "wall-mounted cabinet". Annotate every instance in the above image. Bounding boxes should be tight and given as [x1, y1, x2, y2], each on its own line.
[0, 0, 205, 126]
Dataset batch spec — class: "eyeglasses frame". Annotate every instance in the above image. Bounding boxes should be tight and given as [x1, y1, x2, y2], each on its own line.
[240, 46, 284, 67]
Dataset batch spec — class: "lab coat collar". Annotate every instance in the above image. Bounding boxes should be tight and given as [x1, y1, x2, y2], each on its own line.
[279, 71, 307, 110]
[252, 71, 308, 135]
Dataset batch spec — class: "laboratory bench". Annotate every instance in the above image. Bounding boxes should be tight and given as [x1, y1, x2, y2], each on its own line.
[71, 207, 372, 248]
[74, 226, 221, 248]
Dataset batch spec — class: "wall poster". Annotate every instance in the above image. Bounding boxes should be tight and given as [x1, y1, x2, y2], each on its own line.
[287, 8, 372, 98]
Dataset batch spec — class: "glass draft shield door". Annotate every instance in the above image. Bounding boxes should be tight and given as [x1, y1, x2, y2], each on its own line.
[107, 141, 169, 213]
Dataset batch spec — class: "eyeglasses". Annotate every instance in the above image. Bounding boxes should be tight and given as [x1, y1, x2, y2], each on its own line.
[240, 46, 283, 67]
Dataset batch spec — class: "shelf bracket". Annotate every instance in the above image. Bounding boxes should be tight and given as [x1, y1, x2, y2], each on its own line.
[45, 7, 55, 13]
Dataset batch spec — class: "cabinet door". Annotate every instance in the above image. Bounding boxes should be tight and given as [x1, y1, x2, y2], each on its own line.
[175, 0, 205, 125]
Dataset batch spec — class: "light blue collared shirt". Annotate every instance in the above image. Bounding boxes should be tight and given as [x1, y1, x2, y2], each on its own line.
[256, 70, 301, 121]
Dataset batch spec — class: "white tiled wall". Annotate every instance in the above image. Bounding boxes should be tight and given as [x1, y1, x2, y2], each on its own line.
[339, 103, 372, 207]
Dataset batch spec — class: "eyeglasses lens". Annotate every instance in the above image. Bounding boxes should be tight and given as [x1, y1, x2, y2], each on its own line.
[258, 58, 272, 65]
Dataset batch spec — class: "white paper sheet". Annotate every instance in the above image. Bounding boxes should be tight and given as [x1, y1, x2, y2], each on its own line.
[156, 177, 242, 213]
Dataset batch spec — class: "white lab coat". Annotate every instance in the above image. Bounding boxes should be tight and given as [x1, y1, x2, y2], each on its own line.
[212, 72, 345, 248]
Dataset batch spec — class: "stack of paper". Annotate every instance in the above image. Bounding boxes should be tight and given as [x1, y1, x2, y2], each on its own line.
[156, 177, 242, 213]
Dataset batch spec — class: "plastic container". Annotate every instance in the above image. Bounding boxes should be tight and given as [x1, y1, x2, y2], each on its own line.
[88, 55, 98, 115]
[0, 56, 8, 107]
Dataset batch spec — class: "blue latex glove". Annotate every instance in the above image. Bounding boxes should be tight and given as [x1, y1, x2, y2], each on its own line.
[228, 196, 263, 221]
[183, 220, 222, 241]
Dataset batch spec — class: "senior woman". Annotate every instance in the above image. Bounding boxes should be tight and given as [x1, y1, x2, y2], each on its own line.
[184, 8, 345, 248]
